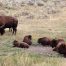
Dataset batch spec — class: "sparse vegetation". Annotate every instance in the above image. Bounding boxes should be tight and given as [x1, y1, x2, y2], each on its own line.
[0, 0, 66, 66]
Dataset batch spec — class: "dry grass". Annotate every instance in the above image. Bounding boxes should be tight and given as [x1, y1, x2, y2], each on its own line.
[0, 3, 66, 66]
[0, 52, 66, 66]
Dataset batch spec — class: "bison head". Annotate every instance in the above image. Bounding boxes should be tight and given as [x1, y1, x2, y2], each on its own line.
[13, 40, 20, 47]
[28, 35, 32, 40]
[0, 24, 5, 35]
[51, 38, 65, 48]
[51, 39, 58, 48]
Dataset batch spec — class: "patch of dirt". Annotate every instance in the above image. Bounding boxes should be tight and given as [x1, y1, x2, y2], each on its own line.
[24, 45, 61, 57]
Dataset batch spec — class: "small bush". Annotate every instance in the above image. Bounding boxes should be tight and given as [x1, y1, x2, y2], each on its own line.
[37, 3, 44, 6]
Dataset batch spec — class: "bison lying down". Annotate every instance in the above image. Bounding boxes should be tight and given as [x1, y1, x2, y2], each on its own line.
[0, 16, 18, 35]
[37, 37, 51, 46]
[51, 38, 66, 57]
[23, 35, 32, 45]
[50, 38, 64, 48]
[13, 40, 29, 48]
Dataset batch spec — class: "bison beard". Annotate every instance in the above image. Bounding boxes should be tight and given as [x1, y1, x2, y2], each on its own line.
[50, 39, 58, 48]
[0, 16, 18, 35]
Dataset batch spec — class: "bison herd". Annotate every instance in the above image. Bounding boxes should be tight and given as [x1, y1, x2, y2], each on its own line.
[38, 37, 66, 57]
[13, 35, 32, 48]
[0, 16, 66, 57]
[13, 35, 66, 57]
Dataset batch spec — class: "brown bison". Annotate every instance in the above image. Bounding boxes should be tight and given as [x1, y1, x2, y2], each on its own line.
[23, 35, 32, 45]
[13, 40, 29, 48]
[51, 38, 66, 57]
[51, 38, 64, 48]
[37, 37, 51, 46]
[53, 41, 66, 57]
[0, 16, 18, 35]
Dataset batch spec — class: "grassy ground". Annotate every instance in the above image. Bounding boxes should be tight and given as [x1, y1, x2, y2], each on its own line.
[0, 52, 66, 66]
[0, 4, 66, 66]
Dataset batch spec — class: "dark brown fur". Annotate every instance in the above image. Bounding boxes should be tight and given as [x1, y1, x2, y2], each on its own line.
[38, 37, 51, 46]
[0, 16, 18, 35]
[53, 42, 66, 57]
[23, 35, 32, 45]
[51, 38, 64, 48]
[52, 38, 66, 57]
[13, 40, 29, 48]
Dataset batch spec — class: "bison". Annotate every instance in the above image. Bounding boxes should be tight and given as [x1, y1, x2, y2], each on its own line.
[51, 38, 66, 57]
[13, 40, 29, 48]
[23, 35, 32, 45]
[37, 37, 51, 46]
[0, 16, 18, 35]
[51, 38, 64, 48]
[53, 41, 66, 57]
[53, 41, 66, 52]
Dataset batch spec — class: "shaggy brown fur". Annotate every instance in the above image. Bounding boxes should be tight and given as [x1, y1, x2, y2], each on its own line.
[23, 35, 32, 45]
[53, 42, 66, 57]
[51, 38, 66, 57]
[37, 37, 51, 46]
[53, 41, 65, 51]
[51, 38, 64, 48]
[13, 40, 29, 48]
[0, 16, 18, 35]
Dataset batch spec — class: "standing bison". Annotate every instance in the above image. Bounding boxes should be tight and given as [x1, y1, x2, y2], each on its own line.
[0, 16, 18, 35]
[37, 37, 51, 46]
[23, 35, 32, 45]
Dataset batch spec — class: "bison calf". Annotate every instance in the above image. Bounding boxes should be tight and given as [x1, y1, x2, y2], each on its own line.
[37, 37, 51, 46]
[13, 40, 29, 48]
[23, 35, 32, 45]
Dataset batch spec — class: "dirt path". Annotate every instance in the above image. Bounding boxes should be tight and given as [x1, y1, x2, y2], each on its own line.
[0, 44, 61, 57]
[23, 45, 60, 57]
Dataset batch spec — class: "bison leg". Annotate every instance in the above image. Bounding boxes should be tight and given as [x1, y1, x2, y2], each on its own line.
[13, 28, 17, 35]
[0, 29, 5, 35]
[9, 28, 12, 32]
